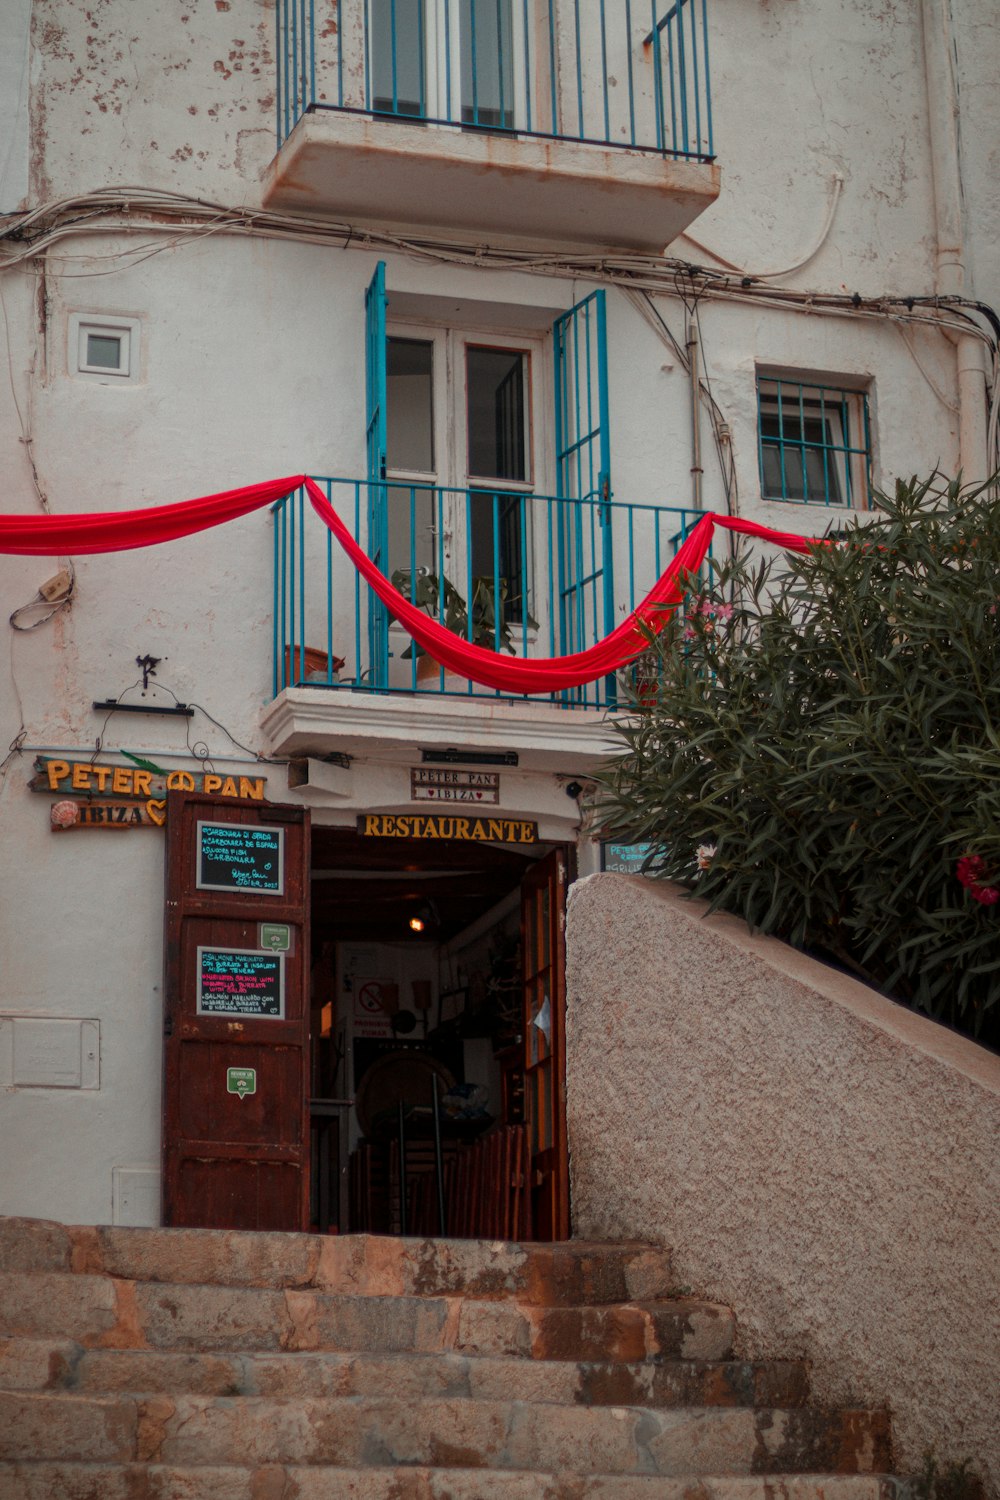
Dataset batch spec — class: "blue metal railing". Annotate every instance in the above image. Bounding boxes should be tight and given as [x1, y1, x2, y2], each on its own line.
[272, 476, 712, 711]
[275, 0, 713, 161]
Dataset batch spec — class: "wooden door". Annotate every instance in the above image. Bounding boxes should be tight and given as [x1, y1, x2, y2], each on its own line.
[162, 792, 310, 1230]
[521, 847, 569, 1240]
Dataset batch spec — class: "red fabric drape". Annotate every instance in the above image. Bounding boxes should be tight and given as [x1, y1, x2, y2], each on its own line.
[0, 475, 819, 693]
[0, 476, 302, 554]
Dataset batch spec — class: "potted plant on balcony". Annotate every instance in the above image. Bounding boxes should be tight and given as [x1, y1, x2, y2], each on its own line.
[390, 567, 537, 680]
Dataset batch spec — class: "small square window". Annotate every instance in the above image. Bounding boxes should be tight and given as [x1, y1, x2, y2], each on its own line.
[69, 313, 141, 383]
[79, 324, 129, 376]
[757, 376, 871, 507]
[84, 333, 126, 371]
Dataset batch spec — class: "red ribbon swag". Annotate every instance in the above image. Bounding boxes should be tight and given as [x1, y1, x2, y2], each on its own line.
[0, 475, 816, 694]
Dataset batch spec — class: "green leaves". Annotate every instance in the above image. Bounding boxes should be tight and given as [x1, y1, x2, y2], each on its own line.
[594, 473, 1000, 1045]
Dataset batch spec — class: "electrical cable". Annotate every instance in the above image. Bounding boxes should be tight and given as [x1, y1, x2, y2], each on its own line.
[1, 188, 996, 500]
[674, 172, 845, 282]
[0, 266, 77, 624]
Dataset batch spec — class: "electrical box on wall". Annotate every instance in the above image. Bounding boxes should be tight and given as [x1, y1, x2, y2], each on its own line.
[0, 1017, 100, 1089]
[112, 1167, 160, 1227]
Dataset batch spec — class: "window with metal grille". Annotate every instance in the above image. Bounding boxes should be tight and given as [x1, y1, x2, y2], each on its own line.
[757, 376, 871, 507]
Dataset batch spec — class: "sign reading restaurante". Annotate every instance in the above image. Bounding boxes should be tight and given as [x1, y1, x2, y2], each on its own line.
[358, 813, 537, 844]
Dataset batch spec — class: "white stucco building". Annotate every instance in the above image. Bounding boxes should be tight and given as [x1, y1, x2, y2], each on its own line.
[0, 0, 997, 1236]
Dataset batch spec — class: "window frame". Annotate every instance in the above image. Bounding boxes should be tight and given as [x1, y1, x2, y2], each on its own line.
[69, 313, 141, 384]
[383, 316, 547, 640]
[384, 319, 544, 494]
[756, 372, 872, 509]
[368, 0, 530, 132]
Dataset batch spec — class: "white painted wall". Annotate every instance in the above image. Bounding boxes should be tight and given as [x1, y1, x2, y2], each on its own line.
[0, 0, 997, 1228]
[0, 0, 31, 211]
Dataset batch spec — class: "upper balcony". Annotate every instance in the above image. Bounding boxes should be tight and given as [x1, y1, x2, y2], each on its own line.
[261, 476, 714, 772]
[263, 0, 720, 255]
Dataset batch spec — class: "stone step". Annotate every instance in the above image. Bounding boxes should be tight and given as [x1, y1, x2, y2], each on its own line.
[0, 1338, 812, 1408]
[0, 1391, 893, 1476]
[0, 1464, 904, 1500]
[0, 1218, 673, 1304]
[0, 1272, 735, 1362]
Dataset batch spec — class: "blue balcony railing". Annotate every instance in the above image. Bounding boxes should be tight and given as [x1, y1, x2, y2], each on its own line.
[275, 0, 713, 161]
[272, 476, 713, 712]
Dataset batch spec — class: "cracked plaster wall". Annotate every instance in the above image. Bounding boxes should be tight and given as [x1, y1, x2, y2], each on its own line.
[566, 873, 1000, 1490]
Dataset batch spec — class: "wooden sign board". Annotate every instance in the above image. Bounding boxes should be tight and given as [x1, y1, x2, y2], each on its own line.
[197, 947, 284, 1018]
[410, 768, 500, 804]
[358, 813, 537, 844]
[51, 799, 165, 831]
[32, 756, 266, 802]
[197, 821, 285, 894]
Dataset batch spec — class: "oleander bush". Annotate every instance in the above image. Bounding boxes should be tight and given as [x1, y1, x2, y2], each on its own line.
[595, 473, 1000, 1047]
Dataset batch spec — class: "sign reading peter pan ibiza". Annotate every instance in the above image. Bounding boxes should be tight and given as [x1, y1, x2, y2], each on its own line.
[31, 756, 267, 832]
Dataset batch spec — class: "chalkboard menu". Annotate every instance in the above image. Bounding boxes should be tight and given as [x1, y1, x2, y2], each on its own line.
[196, 821, 284, 894]
[197, 947, 284, 1018]
[601, 841, 654, 875]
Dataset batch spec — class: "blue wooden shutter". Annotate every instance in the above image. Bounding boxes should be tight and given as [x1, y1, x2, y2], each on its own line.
[365, 262, 389, 687]
[552, 290, 614, 701]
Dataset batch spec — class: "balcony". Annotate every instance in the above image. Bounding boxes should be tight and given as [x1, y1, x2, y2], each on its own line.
[263, 0, 720, 254]
[261, 476, 713, 770]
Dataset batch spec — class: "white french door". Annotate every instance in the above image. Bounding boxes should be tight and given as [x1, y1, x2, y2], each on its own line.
[369, 0, 529, 131]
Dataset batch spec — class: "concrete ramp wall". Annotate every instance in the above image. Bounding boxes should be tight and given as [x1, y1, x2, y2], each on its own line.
[566, 873, 1000, 1491]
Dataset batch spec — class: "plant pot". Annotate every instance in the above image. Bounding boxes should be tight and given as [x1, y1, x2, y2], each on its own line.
[284, 645, 344, 685]
[416, 652, 470, 691]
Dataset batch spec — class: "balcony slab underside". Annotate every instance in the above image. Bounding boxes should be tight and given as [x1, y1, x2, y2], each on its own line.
[261, 687, 619, 773]
[262, 112, 720, 254]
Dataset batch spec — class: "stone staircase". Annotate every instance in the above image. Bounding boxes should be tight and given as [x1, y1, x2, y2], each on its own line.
[0, 1216, 898, 1498]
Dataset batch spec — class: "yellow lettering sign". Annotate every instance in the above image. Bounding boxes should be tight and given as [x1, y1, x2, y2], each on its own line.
[46, 760, 70, 790]
[357, 813, 536, 843]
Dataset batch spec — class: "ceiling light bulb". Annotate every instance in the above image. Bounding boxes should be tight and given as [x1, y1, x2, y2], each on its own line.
[409, 916, 425, 933]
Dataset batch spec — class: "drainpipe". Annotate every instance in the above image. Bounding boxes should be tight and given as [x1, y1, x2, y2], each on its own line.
[687, 315, 703, 510]
[921, 0, 988, 481]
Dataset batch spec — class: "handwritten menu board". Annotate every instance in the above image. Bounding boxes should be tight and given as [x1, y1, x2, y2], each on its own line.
[601, 841, 654, 875]
[197, 947, 284, 1018]
[196, 821, 284, 894]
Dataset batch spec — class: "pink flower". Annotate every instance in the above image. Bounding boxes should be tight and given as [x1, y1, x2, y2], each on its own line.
[956, 854, 999, 907]
[956, 855, 987, 889]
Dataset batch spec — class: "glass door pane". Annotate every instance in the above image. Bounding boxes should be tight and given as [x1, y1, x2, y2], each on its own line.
[386, 337, 438, 579]
[460, 0, 515, 128]
[466, 346, 529, 628]
[371, 0, 426, 117]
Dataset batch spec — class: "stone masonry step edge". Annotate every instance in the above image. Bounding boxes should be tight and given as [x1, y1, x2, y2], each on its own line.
[0, 1219, 675, 1305]
[0, 1464, 909, 1500]
[0, 1391, 894, 1477]
[0, 1339, 811, 1408]
[0, 1272, 736, 1361]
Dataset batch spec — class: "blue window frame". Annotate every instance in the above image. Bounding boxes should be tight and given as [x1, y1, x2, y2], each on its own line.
[757, 376, 871, 507]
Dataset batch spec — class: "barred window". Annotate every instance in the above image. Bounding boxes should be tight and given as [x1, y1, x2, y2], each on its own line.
[757, 377, 871, 507]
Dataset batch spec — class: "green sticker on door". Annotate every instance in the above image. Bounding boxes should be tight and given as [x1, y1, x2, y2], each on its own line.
[227, 1066, 257, 1099]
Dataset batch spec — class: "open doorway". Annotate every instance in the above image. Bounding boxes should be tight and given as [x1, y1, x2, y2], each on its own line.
[309, 826, 570, 1241]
